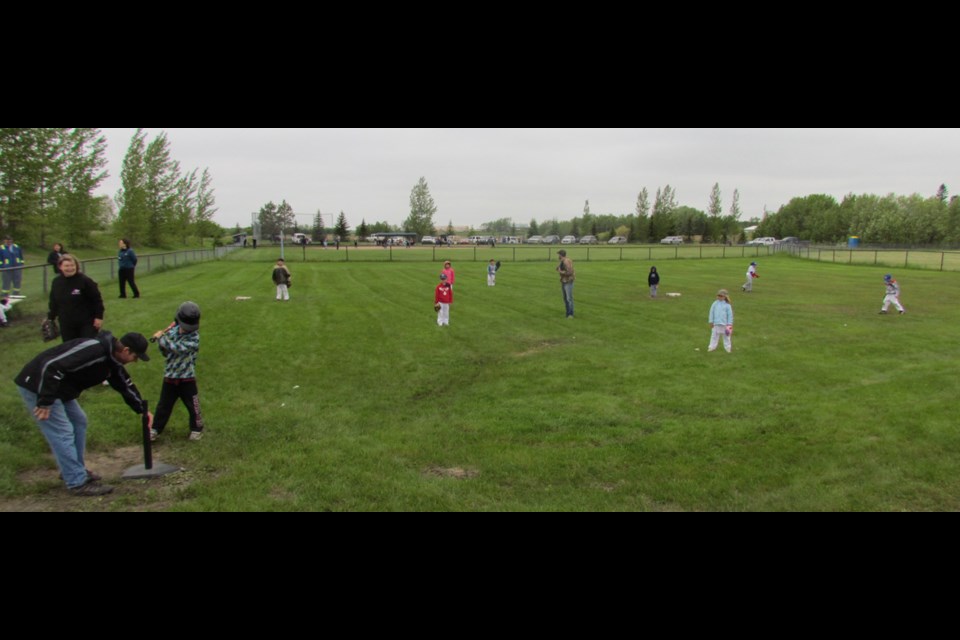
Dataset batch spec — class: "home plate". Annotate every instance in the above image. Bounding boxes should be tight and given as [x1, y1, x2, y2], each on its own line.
[666, 292, 682, 298]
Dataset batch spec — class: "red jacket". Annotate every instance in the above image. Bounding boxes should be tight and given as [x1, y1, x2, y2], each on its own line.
[435, 282, 453, 305]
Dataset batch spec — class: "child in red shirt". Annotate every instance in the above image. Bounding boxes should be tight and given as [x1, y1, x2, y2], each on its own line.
[435, 273, 453, 326]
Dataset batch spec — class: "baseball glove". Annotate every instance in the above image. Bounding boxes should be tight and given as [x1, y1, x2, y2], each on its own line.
[41, 318, 60, 342]
[434, 303, 442, 313]
[495, 261, 502, 272]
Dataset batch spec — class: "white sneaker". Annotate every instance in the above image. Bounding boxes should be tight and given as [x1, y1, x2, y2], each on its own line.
[149, 429, 159, 442]
[189, 431, 204, 441]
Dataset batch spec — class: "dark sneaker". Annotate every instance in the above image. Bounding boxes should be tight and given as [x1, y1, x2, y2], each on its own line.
[70, 482, 115, 497]
[879, 310, 887, 314]
[59, 469, 102, 482]
[899, 310, 905, 315]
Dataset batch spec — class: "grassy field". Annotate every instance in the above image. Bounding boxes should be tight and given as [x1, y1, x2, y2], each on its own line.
[2, 252, 959, 511]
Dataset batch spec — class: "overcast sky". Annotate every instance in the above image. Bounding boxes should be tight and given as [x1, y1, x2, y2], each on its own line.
[96, 128, 960, 230]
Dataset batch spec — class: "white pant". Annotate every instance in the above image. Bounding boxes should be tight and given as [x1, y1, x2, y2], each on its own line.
[743, 277, 753, 292]
[487, 274, 496, 287]
[437, 303, 450, 326]
[709, 325, 732, 352]
[276, 284, 289, 301]
[882, 295, 904, 312]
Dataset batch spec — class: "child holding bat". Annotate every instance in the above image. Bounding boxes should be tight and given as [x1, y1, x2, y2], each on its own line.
[150, 301, 205, 441]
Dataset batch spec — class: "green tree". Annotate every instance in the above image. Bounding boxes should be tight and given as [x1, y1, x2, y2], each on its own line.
[173, 168, 198, 245]
[334, 210, 350, 240]
[258, 201, 279, 239]
[528, 219, 540, 237]
[195, 168, 218, 246]
[634, 188, 650, 243]
[143, 132, 181, 246]
[936, 184, 949, 203]
[276, 200, 295, 237]
[357, 218, 369, 241]
[650, 185, 677, 240]
[58, 128, 108, 247]
[404, 176, 437, 238]
[115, 128, 149, 242]
[314, 212, 326, 241]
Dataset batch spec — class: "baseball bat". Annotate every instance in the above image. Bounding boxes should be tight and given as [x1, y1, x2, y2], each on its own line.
[149, 321, 178, 342]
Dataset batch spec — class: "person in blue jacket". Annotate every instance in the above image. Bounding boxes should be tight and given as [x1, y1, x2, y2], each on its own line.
[708, 289, 734, 353]
[1, 235, 26, 297]
[118, 238, 140, 299]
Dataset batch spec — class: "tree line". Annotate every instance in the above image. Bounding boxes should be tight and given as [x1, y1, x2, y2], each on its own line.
[0, 128, 110, 247]
[116, 129, 219, 247]
[0, 128, 221, 250]
[755, 187, 960, 246]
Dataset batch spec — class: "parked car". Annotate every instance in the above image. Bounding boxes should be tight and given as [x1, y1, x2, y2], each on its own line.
[779, 236, 800, 244]
[291, 233, 312, 245]
[542, 235, 560, 244]
[527, 235, 544, 244]
[421, 236, 437, 245]
[660, 236, 684, 245]
[746, 236, 778, 246]
[561, 235, 577, 244]
[579, 235, 598, 244]
[608, 236, 627, 244]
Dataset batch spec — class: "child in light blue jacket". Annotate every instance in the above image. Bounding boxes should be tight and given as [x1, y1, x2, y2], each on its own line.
[708, 289, 734, 353]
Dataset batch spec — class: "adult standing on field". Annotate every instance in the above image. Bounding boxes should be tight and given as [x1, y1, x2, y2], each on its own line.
[557, 249, 575, 318]
[47, 243, 67, 276]
[14, 331, 153, 496]
[1, 235, 26, 297]
[118, 238, 140, 299]
[49, 254, 104, 342]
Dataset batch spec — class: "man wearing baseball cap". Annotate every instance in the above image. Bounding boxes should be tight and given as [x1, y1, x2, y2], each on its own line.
[13, 331, 153, 496]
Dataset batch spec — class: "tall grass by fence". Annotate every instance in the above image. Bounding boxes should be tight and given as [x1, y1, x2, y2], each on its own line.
[0, 245, 239, 299]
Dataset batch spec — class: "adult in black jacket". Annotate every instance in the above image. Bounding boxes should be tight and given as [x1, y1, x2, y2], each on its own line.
[47, 242, 66, 276]
[48, 254, 104, 342]
[14, 331, 153, 496]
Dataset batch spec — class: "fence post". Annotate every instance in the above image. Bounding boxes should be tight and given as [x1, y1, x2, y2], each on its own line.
[904, 251, 909, 268]
[941, 252, 945, 272]
[620, 247, 623, 261]
[513, 247, 516, 262]
[874, 251, 878, 265]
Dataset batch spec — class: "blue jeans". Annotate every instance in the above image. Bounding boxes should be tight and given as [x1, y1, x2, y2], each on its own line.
[561, 281, 574, 317]
[17, 386, 89, 489]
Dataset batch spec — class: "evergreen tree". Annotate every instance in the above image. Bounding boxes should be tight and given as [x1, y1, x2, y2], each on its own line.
[357, 218, 369, 241]
[528, 219, 540, 237]
[334, 211, 350, 240]
[729, 188, 741, 219]
[404, 176, 437, 238]
[634, 188, 651, 243]
[315, 211, 327, 241]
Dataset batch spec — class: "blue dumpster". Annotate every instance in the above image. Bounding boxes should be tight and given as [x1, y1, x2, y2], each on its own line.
[848, 236, 861, 248]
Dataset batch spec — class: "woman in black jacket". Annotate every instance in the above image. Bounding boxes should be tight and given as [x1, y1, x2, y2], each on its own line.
[47, 243, 66, 276]
[49, 254, 104, 341]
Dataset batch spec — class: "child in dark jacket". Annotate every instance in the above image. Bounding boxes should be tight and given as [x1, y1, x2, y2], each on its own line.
[273, 259, 291, 301]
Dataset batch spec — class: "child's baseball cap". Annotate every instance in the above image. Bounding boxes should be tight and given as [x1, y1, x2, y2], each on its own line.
[439, 273, 447, 280]
[884, 274, 893, 281]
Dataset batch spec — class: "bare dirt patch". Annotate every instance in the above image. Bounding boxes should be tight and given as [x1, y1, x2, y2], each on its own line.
[1, 446, 189, 512]
[423, 466, 479, 480]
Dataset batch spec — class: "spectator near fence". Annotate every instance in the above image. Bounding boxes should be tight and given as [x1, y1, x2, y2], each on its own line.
[1, 235, 26, 297]
[118, 239, 140, 299]
[47, 243, 66, 276]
